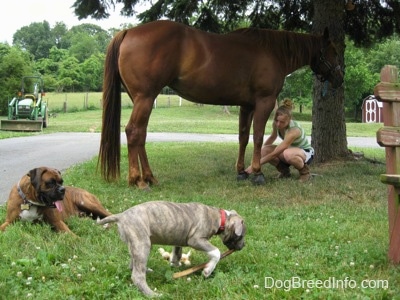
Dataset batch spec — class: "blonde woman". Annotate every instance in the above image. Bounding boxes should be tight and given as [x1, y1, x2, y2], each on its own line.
[246, 99, 314, 182]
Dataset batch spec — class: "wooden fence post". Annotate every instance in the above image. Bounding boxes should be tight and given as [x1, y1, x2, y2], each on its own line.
[375, 65, 400, 264]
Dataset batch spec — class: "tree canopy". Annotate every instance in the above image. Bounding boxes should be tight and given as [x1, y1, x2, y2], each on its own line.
[72, 0, 400, 45]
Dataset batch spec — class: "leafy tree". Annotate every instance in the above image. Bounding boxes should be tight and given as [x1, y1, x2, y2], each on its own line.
[72, 0, 400, 42]
[69, 32, 100, 62]
[280, 67, 313, 111]
[367, 35, 400, 74]
[0, 44, 34, 114]
[52, 22, 69, 49]
[34, 47, 70, 92]
[67, 24, 112, 51]
[80, 53, 105, 91]
[344, 40, 379, 120]
[13, 21, 54, 59]
[57, 57, 82, 92]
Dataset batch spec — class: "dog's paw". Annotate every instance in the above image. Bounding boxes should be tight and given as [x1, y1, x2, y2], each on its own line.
[203, 260, 217, 278]
[170, 261, 181, 267]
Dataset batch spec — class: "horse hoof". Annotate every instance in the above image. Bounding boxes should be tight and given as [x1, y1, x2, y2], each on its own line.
[236, 172, 249, 181]
[138, 181, 151, 191]
[251, 173, 266, 185]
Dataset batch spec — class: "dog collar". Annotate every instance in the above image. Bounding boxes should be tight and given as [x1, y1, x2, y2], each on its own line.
[217, 209, 226, 234]
[17, 180, 46, 207]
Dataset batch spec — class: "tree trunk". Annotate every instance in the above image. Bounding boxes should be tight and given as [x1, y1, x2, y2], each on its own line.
[311, 0, 351, 163]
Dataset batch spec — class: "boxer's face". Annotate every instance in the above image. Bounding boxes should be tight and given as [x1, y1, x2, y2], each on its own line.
[29, 167, 66, 207]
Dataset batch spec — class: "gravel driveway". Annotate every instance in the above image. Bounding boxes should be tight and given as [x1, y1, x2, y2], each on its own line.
[0, 132, 379, 205]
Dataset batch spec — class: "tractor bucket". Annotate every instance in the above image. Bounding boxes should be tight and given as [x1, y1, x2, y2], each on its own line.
[1, 120, 43, 131]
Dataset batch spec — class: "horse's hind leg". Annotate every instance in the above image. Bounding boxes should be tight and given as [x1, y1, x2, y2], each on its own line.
[125, 98, 158, 189]
[236, 106, 254, 180]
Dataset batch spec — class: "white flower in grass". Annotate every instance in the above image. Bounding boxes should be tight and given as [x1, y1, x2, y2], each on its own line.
[27, 293, 33, 297]
[369, 265, 374, 269]
[61, 263, 68, 269]
[27, 277, 32, 281]
[17, 271, 22, 277]
[90, 267, 96, 272]
[11, 262, 16, 267]
[77, 273, 82, 279]
[253, 285, 259, 289]
[349, 261, 355, 267]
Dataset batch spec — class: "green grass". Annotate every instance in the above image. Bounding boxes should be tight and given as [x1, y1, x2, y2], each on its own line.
[0, 144, 397, 299]
[0, 92, 396, 299]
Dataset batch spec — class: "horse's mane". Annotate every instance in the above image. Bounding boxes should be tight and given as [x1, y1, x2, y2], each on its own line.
[229, 28, 322, 70]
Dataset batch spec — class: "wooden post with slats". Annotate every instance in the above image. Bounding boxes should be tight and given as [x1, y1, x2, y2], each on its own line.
[375, 65, 400, 264]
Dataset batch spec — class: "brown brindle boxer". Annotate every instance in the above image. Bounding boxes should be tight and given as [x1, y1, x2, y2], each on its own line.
[0, 167, 111, 234]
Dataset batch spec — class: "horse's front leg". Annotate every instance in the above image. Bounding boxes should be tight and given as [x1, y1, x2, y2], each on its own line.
[236, 106, 254, 181]
[125, 100, 157, 190]
[250, 99, 276, 185]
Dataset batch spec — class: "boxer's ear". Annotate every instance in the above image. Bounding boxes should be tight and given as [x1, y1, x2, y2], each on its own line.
[28, 167, 45, 190]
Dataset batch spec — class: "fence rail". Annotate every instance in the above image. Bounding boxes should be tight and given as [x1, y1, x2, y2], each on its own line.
[375, 65, 400, 264]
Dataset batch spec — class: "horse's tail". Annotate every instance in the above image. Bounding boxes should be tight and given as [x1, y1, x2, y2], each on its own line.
[99, 30, 128, 181]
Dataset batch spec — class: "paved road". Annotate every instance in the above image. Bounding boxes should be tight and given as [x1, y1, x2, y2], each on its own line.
[0, 132, 380, 205]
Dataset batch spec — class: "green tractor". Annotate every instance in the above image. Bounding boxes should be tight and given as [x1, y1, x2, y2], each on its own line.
[1, 76, 48, 131]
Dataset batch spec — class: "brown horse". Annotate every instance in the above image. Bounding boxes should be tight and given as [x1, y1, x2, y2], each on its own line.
[99, 20, 343, 189]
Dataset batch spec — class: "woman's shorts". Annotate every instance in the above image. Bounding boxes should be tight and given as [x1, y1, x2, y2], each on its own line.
[304, 148, 315, 165]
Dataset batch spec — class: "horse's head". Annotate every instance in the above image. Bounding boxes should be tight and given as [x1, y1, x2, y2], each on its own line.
[313, 28, 344, 89]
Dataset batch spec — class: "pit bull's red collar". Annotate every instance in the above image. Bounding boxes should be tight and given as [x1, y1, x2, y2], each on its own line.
[217, 209, 226, 234]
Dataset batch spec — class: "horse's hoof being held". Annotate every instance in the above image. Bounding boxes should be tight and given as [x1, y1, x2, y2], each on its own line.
[251, 172, 266, 185]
